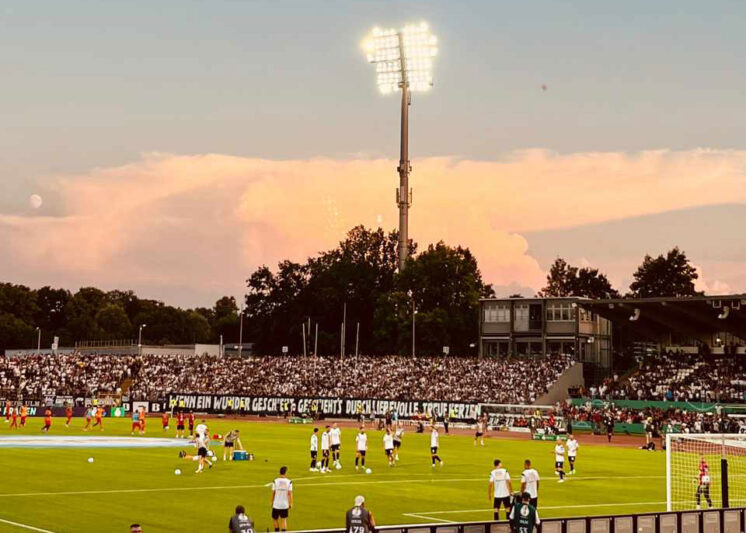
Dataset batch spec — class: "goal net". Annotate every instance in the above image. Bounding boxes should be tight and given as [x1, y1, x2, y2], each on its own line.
[666, 433, 746, 511]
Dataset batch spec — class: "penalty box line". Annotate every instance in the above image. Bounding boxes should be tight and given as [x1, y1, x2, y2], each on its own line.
[0, 517, 58, 533]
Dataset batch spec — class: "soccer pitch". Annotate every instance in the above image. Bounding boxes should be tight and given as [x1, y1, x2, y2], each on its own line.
[0, 418, 665, 533]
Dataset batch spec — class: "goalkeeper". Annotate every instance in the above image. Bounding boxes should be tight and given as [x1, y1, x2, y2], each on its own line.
[696, 455, 713, 509]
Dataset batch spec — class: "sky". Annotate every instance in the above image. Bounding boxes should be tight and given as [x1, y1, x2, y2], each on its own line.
[1, 0, 745, 307]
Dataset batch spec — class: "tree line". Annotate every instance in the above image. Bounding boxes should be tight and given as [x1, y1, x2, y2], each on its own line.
[0, 224, 702, 355]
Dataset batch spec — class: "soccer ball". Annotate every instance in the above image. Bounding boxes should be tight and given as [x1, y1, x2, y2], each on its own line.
[335, 463, 342, 470]
[365, 468, 372, 475]
[211, 456, 218, 463]
[87, 457, 94, 463]
[174, 469, 181, 476]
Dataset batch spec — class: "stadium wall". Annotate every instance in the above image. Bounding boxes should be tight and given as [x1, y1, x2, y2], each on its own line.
[535, 362, 584, 405]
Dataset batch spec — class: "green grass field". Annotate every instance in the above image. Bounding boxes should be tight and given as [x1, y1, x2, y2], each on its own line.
[0, 417, 666, 533]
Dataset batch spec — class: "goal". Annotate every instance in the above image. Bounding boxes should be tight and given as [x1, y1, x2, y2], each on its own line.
[666, 433, 746, 511]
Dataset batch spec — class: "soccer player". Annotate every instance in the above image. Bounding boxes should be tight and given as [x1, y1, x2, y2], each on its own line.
[223, 429, 244, 461]
[83, 405, 93, 431]
[161, 411, 170, 432]
[131, 408, 140, 435]
[521, 459, 540, 507]
[4, 400, 10, 423]
[65, 404, 73, 427]
[383, 428, 395, 467]
[271, 466, 293, 532]
[41, 408, 52, 432]
[696, 455, 713, 509]
[175, 411, 186, 438]
[430, 426, 444, 467]
[188, 412, 195, 437]
[488, 459, 513, 520]
[20, 404, 28, 427]
[330, 422, 342, 468]
[196, 419, 208, 439]
[645, 417, 654, 447]
[355, 427, 368, 471]
[178, 430, 213, 473]
[554, 440, 566, 483]
[319, 425, 331, 473]
[393, 423, 404, 461]
[346, 495, 376, 533]
[9, 406, 18, 429]
[475, 418, 486, 447]
[605, 415, 614, 443]
[139, 407, 147, 434]
[92, 405, 104, 431]
[509, 492, 540, 533]
[309, 428, 319, 472]
[567, 435, 579, 475]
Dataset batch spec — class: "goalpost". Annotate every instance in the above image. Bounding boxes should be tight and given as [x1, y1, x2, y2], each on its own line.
[666, 433, 746, 511]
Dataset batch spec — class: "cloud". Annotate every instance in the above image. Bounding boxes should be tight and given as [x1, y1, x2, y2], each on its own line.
[1, 149, 745, 306]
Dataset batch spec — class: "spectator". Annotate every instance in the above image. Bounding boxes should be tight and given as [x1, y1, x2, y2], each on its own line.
[346, 495, 375, 533]
[229, 505, 254, 533]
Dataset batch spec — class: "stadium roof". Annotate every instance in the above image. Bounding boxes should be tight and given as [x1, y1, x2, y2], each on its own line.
[579, 294, 746, 339]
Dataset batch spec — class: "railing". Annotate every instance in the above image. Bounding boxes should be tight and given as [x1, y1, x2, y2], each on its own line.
[294, 507, 744, 533]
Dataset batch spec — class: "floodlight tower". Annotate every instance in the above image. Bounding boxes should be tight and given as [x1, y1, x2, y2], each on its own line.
[364, 23, 437, 271]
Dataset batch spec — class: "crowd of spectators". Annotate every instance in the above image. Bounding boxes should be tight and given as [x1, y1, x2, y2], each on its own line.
[582, 350, 746, 403]
[0, 352, 574, 404]
[0, 352, 137, 398]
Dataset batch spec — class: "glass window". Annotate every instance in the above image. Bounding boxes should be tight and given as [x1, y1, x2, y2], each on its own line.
[484, 303, 510, 323]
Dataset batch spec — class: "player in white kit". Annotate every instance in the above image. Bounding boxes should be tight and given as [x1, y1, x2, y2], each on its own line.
[488, 459, 513, 520]
[355, 428, 368, 470]
[309, 427, 319, 472]
[430, 426, 443, 467]
[521, 459, 540, 507]
[320, 426, 331, 473]
[330, 422, 342, 468]
[383, 428, 395, 467]
[567, 435, 579, 475]
[554, 440, 566, 483]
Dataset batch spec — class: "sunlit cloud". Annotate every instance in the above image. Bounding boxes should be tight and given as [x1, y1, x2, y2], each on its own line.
[1, 149, 745, 306]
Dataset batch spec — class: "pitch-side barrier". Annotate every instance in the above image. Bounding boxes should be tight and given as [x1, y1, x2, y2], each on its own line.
[295, 507, 745, 533]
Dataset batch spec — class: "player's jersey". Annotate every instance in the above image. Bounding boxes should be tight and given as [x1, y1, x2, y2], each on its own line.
[196, 434, 208, 449]
[177, 413, 185, 424]
[554, 444, 565, 462]
[271, 477, 293, 509]
[196, 423, 208, 437]
[490, 467, 511, 497]
[132, 410, 140, 422]
[394, 427, 404, 441]
[383, 434, 394, 450]
[430, 430, 439, 448]
[310, 434, 318, 452]
[699, 461, 711, 485]
[521, 468, 540, 498]
[321, 432, 330, 450]
[476, 421, 485, 433]
[330, 427, 341, 446]
[567, 439, 579, 457]
[356, 433, 368, 451]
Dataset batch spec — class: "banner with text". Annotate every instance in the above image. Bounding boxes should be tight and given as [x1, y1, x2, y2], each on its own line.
[166, 394, 480, 420]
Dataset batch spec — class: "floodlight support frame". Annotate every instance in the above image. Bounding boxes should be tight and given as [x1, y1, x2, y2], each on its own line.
[396, 31, 411, 272]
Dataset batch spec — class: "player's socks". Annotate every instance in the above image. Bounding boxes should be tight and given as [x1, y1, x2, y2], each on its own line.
[494, 512, 499, 521]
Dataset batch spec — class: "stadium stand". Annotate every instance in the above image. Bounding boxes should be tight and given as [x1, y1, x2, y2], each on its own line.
[1, 352, 573, 404]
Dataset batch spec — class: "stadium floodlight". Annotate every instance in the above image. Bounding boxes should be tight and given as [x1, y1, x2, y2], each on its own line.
[363, 22, 437, 271]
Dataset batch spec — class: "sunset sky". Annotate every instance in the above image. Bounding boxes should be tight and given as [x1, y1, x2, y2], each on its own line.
[1, 0, 745, 306]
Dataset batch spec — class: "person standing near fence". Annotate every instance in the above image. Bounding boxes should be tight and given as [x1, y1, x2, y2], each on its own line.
[509, 492, 540, 533]
[345, 495, 375, 533]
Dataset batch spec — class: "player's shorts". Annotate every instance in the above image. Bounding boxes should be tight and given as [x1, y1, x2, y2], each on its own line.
[357, 450, 366, 456]
[132, 422, 139, 429]
[475, 432, 483, 437]
[494, 496, 511, 509]
[198, 447, 208, 458]
[310, 451, 318, 459]
[393, 439, 402, 448]
[385, 449, 393, 456]
[322, 449, 330, 457]
[272, 508, 289, 519]
[569, 455, 576, 463]
[555, 461, 564, 469]
[177, 423, 185, 430]
[224, 441, 234, 448]
[331, 444, 340, 452]
[431, 446, 438, 454]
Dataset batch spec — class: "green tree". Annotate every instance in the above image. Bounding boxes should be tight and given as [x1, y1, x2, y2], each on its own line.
[96, 304, 133, 339]
[539, 258, 619, 299]
[629, 247, 700, 297]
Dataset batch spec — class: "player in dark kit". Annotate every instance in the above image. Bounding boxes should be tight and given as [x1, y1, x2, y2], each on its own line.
[605, 415, 614, 442]
[696, 456, 713, 509]
[175, 411, 186, 438]
[510, 492, 540, 533]
[346, 495, 375, 533]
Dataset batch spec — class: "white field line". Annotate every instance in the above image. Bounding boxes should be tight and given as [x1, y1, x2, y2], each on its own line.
[402, 513, 454, 523]
[0, 517, 57, 533]
[407, 500, 668, 516]
[0, 474, 665, 499]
